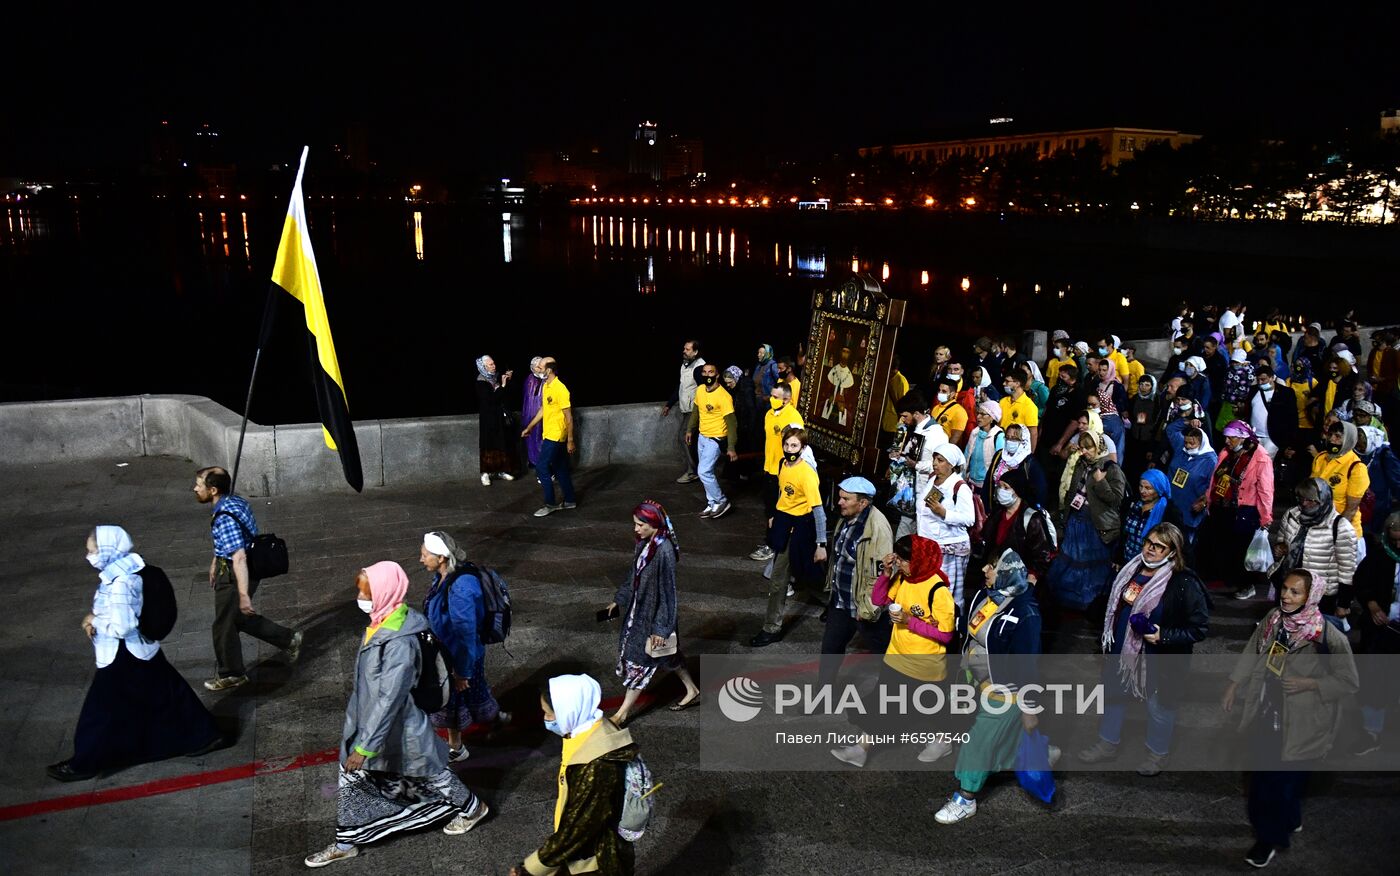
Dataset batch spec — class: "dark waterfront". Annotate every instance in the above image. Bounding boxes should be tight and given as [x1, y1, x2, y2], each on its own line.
[4, 200, 1396, 424]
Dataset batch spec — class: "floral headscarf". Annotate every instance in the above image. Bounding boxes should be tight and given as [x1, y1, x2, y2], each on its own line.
[475, 355, 499, 388]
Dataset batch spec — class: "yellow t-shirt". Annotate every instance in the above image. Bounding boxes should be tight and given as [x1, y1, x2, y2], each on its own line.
[1045, 357, 1072, 388]
[695, 385, 734, 438]
[1124, 359, 1145, 396]
[1312, 451, 1370, 532]
[1289, 381, 1314, 428]
[541, 379, 572, 442]
[786, 377, 802, 407]
[764, 406, 804, 475]
[1108, 350, 1131, 386]
[883, 371, 910, 433]
[932, 400, 968, 437]
[885, 575, 955, 682]
[1000, 393, 1039, 429]
[776, 458, 821, 515]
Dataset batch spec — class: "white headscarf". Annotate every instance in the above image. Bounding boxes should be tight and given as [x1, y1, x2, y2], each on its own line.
[1185, 355, 1207, 375]
[1183, 425, 1215, 458]
[548, 674, 603, 737]
[1025, 360, 1045, 384]
[930, 442, 965, 471]
[91, 524, 145, 585]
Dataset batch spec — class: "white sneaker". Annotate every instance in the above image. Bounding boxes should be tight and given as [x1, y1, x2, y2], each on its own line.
[533, 504, 561, 517]
[443, 800, 490, 835]
[749, 545, 775, 561]
[830, 744, 868, 768]
[786, 584, 795, 597]
[481, 473, 491, 486]
[305, 844, 358, 868]
[1048, 745, 1063, 768]
[447, 746, 470, 763]
[917, 740, 953, 763]
[496, 472, 515, 481]
[934, 792, 978, 824]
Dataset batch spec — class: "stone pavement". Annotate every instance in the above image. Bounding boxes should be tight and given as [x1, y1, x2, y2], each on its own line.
[1, 455, 1398, 875]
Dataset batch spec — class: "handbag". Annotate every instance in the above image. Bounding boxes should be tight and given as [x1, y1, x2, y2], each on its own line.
[212, 511, 290, 580]
[646, 632, 679, 658]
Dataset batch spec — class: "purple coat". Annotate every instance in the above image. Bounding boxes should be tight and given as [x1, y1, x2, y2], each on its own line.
[522, 373, 544, 465]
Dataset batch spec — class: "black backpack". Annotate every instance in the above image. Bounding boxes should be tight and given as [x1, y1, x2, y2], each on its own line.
[137, 564, 177, 642]
[411, 630, 451, 713]
[459, 562, 512, 645]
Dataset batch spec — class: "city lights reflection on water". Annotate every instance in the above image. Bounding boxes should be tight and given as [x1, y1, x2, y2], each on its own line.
[414, 211, 424, 260]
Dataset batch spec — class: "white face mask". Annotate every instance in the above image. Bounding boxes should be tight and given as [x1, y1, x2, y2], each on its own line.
[936, 391, 950, 403]
[1004, 439, 1025, 455]
[86, 552, 103, 570]
[1184, 366, 1197, 378]
[357, 598, 374, 614]
[995, 486, 1017, 507]
[1141, 552, 1174, 570]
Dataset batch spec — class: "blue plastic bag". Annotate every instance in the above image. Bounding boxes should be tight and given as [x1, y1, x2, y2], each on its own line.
[1014, 730, 1056, 804]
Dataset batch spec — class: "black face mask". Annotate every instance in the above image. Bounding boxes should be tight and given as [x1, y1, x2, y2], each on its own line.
[702, 375, 716, 386]
[1327, 442, 1343, 454]
[783, 450, 801, 463]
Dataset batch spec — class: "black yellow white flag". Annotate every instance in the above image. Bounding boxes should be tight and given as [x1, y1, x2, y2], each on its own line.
[270, 147, 363, 492]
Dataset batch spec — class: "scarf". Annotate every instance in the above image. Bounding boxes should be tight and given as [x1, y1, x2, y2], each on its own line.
[1327, 420, 1358, 459]
[632, 499, 679, 581]
[423, 530, 467, 564]
[758, 344, 774, 363]
[990, 549, 1030, 600]
[1285, 478, 1335, 573]
[724, 365, 744, 385]
[1102, 557, 1175, 698]
[92, 524, 146, 587]
[548, 673, 604, 737]
[1259, 569, 1326, 652]
[909, 535, 945, 584]
[363, 560, 410, 628]
[1139, 468, 1171, 535]
[993, 432, 1032, 483]
[475, 356, 499, 388]
[1183, 425, 1216, 457]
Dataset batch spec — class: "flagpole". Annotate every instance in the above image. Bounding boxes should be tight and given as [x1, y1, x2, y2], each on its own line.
[230, 282, 280, 495]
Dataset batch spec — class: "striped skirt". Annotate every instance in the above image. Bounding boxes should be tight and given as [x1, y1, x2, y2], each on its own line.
[336, 767, 479, 846]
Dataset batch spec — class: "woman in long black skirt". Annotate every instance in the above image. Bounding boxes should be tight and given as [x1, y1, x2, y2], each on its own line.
[47, 525, 223, 782]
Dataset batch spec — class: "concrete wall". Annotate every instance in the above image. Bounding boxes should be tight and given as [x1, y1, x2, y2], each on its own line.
[0, 394, 676, 497]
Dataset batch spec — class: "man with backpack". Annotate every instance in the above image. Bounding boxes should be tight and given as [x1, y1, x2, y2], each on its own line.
[419, 532, 512, 762]
[510, 673, 647, 876]
[192, 466, 302, 692]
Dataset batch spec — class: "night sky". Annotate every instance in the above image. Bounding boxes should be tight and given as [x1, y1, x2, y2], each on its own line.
[5, 4, 1397, 178]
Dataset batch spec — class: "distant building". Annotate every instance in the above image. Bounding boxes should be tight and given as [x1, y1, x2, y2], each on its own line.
[662, 135, 704, 180]
[861, 125, 1202, 167]
[628, 121, 663, 181]
[526, 144, 614, 189]
[1383, 109, 1400, 133]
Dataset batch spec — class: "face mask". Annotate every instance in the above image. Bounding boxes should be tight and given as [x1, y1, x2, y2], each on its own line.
[1098, 346, 1109, 356]
[783, 450, 801, 464]
[1172, 347, 1183, 356]
[86, 552, 103, 570]
[1005, 439, 1025, 455]
[995, 486, 1017, 507]
[1259, 383, 1273, 394]
[1184, 366, 1197, 378]
[1141, 553, 1173, 570]
[1003, 384, 1014, 395]
[1054, 348, 1065, 358]
[1327, 442, 1343, 454]
[769, 398, 785, 411]
[948, 373, 962, 382]
[357, 598, 374, 614]
[544, 719, 565, 737]
[702, 375, 716, 386]
[936, 391, 950, 403]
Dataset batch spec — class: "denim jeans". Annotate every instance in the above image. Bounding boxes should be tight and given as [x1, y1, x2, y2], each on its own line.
[535, 439, 576, 506]
[1098, 691, 1178, 756]
[697, 436, 727, 506]
[1101, 412, 1126, 454]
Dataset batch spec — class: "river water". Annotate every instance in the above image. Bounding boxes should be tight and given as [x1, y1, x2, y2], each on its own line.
[1, 200, 1373, 423]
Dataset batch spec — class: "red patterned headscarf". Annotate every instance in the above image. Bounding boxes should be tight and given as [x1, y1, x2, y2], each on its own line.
[633, 499, 679, 567]
[909, 535, 945, 584]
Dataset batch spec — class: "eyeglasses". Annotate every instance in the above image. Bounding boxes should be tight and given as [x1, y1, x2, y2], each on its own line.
[1143, 540, 1170, 551]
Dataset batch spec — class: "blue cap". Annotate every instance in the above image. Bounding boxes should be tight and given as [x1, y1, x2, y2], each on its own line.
[838, 476, 878, 498]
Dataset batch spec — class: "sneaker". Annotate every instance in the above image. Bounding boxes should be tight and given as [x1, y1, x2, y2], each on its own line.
[481, 473, 492, 486]
[831, 744, 868, 768]
[443, 800, 490, 835]
[447, 746, 470, 763]
[917, 740, 953, 763]
[749, 545, 775, 561]
[285, 630, 304, 665]
[1136, 750, 1169, 777]
[496, 472, 514, 482]
[1352, 732, 1382, 757]
[934, 792, 978, 825]
[204, 675, 249, 692]
[1048, 745, 1062, 768]
[676, 472, 700, 484]
[710, 499, 732, 519]
[1233, 586, 1257, 601]
[533, 504, 561, 518]
[305, 844, 359, 868]
[560, 502, 578, 510]
[786, 584, 795, 597]
[699, 504, 716, 519]
[1245, 841, 1276, 868]
[1076, 738, 1120, 764]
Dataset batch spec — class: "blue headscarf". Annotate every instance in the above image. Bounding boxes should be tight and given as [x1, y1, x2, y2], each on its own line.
[990, 549, 1030, 599]
[475, 355, 499, 388]
[1140, 468, 1172, 535]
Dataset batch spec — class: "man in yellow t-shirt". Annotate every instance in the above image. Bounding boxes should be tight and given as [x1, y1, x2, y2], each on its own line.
[751, 428, 828, 646]
[998, 370, 1040, 450]
[1120, 344, 1146, 397]
[778, 357, 801, 407]
[931, 377, 969, 445]
[750, 384, 804, 562]
[686, 362, 739, 519]
[519, 357, 576, 517]
[1311, 421, 1371, 532]
[882, 363, 910, 436]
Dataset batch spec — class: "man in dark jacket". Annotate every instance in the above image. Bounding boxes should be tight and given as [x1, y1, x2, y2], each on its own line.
[1038, 365, 1087, 512]
[1201, 336, 1229, 424]
[1246, 366, 1298, 457]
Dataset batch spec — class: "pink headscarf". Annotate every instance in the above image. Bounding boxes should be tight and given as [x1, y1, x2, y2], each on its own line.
[1259, 569, 1326, 652]
[363, 560, 411, 627]
[1097, 357, 1120, 416]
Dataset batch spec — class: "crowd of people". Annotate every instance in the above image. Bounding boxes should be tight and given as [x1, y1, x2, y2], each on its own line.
[46, 305, 1400, 872]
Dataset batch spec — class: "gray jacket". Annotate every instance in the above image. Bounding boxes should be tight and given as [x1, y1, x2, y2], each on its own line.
[614, 538, 678, 667]
[342, 607, 447, 777]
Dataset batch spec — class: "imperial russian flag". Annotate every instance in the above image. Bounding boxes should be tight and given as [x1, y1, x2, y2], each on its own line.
[270, 147, 364, 492]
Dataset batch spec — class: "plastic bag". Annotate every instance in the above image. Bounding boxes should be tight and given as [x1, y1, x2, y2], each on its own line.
[1014, 730, 1056, 804]
[1244, 527, 1272, 573]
